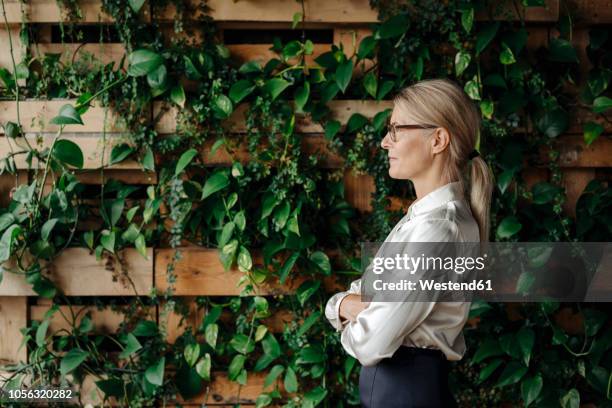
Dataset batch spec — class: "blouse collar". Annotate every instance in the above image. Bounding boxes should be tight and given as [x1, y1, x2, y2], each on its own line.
[407, 181, 465, 219]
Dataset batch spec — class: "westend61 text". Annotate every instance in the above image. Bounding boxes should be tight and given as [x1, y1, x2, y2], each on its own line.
[372, 279, 493, 291]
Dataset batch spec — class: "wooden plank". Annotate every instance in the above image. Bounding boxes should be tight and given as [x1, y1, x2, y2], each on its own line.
[0, 100, 128, 133]
[475, 0, 559, 22]
[30, 305, 133, 334]
[154, 100, 393, 134]
[158, 0, 378, 23]
[31, 43, 126, 68]
[0, 248, 153, 296]
[343, 170, 375, 212]
[227, 43, 330, 66]
[1, 0, 150, 23]
[0, 297, 27, 364]
[0, 27, 25, 85]
[550, 135, 612, 168]
[569, 0, 612, 24]
[162, 135, 342, 168]
[0, 134, 144, 170]
[176, 371, 282, 405]
[155, 247, 303, 296]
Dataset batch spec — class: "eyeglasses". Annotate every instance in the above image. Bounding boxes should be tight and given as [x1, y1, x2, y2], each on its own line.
[386, 120, 438, 143]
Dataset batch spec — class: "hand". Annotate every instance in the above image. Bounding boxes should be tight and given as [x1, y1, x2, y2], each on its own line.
[338, 294, 370, 323]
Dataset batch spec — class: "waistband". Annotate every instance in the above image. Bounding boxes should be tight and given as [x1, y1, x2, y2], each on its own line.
[393, 346, 445, 359]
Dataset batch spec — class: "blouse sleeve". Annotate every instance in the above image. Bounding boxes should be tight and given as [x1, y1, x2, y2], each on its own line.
[324, 278, 361, 332]
[339, 218, 459, 366]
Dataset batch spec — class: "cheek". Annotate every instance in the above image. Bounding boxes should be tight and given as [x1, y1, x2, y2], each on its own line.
[390, 137, 430, 177]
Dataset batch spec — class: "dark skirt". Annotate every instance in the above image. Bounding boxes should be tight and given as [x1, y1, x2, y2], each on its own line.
[359, 346, 458, 408]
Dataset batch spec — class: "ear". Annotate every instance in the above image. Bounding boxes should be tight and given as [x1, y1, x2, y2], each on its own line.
[430, 127, 450, 155]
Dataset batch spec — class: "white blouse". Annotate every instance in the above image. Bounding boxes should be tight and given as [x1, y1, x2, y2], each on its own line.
[325, 181, 481, 366]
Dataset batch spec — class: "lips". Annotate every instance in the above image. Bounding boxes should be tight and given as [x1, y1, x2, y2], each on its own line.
[388, 157, 397, 161]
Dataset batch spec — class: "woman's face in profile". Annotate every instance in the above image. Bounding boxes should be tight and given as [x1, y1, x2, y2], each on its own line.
[380, 107, 435, 180]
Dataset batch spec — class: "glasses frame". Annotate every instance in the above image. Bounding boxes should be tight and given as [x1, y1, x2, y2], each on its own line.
[386, 121, 438, 143]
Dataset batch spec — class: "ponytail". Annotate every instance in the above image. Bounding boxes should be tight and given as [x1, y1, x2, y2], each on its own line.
[469, 156, 494, 242]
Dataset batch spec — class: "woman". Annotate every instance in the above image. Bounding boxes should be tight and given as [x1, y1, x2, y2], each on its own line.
[325, 78, 493, 407]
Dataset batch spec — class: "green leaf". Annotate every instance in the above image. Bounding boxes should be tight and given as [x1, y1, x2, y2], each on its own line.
[294, 82, 310, 112]
[205, 323, 218, 349]
[461, 8, 474, 33]
[298, 345, 325, 364]
[145, 357, 165, 386]
[123, 223, 141, 243]
[220, 239, 238, 271]
[264, 78, 291, 101]
[229, 80, 255, 104]
[497, 169, 513, 194]
[517, 327, 535, 366]
[50, 104, 84, 125]
[146, 64, 167, 89]
[0, 224, 21, 262]
[53, 139, 84, 168]
[583, 121, 603, 146]
[376, 14, 409, 39]
[480, 100, 494, 119]
[357, 36, 377, 59]
[100, 230, 116, 253]
[532, 182, 562, 204]
[128, 50, 163, 77]
[473, 338, 503, 363]
[279, 252, 299, 284]
[175, 148, 198, 175]
[41, 218, 59, 241]
[521, 374, 543, 407]
[4, 121, 21, 138]
[478, 359, 503, 383]
[499, 42, 516, 65]
[475, 22, 500, 56]
[363, 71, 377, 98]
[255, 324, 268, 342]
[497, 216, 522, 239]
[335, 59, 353, 93]
[296, 280, 321, 306]
[548, 38, 579, 63]
[60, 349, 89, 377]
[324, 120, 341, 140]
[593, 96, 612, 114]
[0, 213, 14, 233]
[110, 144, 134, 165]
[170, 85, 186, 108]
[135, 234, 147, 259]
[297, 311, 321, 337]
[464, 76, 481, 100]
[184, 343, 200, 367]
[228, 354, 246, 381]
[213, 94, 233, 119]
[264, 365, 284, 388]
[237, 245, 253, 272]
[283, 366, 298, 393]
[119, 333, 142, 359]
[128, 0, 145, 13]
[36, 319, 50, 347]
[560, 388, 580, 408]
[202, 172, 230, 199]
[195, 353, 211, 380]
[535, 108, 568, 138]
[495, 362, 527, 387]
[292, 12, 302, 28]
[454, 51, 471, 77]
[219, 222, 235, 248]
[273, 201, 290, 230]
[142, 147, 155, 171]
[309, 251, 331, 275]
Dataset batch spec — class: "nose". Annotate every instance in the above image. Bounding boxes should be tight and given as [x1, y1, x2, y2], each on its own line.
[381, 132, 391, 150]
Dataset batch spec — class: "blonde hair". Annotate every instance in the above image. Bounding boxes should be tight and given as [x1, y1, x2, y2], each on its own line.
[393, 78, 494, 242]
